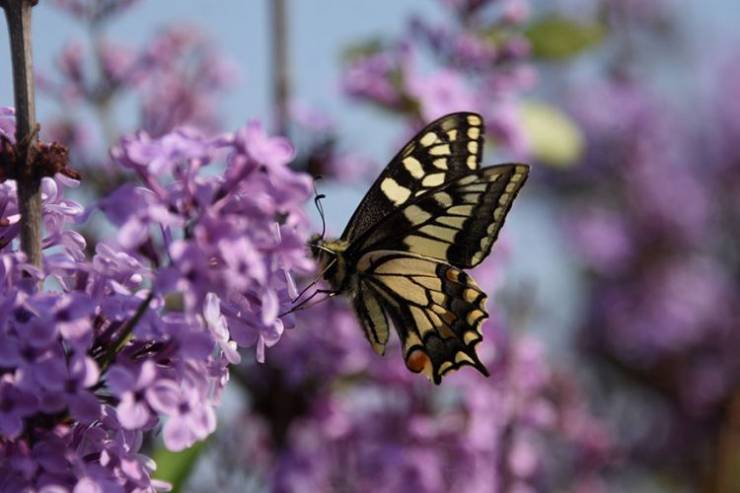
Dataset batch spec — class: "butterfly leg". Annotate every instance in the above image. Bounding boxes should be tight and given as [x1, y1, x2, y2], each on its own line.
[280, 288, 338, 316]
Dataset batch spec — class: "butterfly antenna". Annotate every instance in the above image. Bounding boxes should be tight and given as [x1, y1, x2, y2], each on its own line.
[313, 177, 327, 239]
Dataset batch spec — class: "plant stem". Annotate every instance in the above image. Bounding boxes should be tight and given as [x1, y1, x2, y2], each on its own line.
[709, 391, 740, 493]
[99, 292, 155, 371]
[270, 0, 290, 137]
[2, 0, 42, 268]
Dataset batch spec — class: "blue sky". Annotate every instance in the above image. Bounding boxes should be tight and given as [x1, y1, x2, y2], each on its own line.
[1, 0, 737, 148]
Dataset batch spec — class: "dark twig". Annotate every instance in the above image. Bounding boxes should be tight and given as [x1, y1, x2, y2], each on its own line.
[1, 0, 42, 268]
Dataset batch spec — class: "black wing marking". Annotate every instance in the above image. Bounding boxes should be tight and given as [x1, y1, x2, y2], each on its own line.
[350, 164, 529, 269]
[341, 112, 485, 243]
[357, 250, 489, 384]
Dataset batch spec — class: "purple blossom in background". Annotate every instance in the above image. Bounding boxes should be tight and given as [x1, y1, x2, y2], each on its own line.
[53, 0, 142, 24]
[568, 206, 633, 275]
[343, 50, 405, 110]
[288, 102, 381, 184]
[546, 16, 740, 477]
[137, 26, 238, 137]
[0, 106, 313, 491]
[564, 78, 740, 416]
[229, 306, 611, 493]
[341, 0, 534, 157]
[406, 68, 477, 122]
[38, 15, 235, 181]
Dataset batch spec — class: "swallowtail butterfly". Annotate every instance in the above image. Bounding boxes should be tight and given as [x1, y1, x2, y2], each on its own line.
[309, 112, 529, 384]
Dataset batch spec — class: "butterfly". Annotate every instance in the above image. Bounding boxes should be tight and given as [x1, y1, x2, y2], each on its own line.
[309, 112, 529, 384]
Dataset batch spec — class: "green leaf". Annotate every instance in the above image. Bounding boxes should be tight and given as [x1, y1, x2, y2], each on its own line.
[151, 440, 208, 492]
[341, 38, 385, 63]
[519, 101, 584, 167]
[526, 16, 605, 59]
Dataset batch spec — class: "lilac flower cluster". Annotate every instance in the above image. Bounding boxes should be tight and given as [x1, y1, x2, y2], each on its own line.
[228, 301, 611, 493]
[0, 109, 313, 491]
[39, 15, 235, 172]
[342, 0, 535, 157]
[565, 79, 740, 419]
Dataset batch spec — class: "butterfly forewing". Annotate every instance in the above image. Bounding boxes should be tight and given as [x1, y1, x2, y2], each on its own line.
[356, 251, 489, 384]
[341, 112, 485, 242]
[351, 164, 529, 269]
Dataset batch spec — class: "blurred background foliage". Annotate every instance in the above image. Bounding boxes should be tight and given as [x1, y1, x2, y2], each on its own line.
[6, 0, 739, 491]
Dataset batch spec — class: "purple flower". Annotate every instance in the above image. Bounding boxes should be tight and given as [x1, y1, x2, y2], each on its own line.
[231, 303, 611, 493]
[137, 26, 237, 137]
[106, 361, 158, 430]
[0, 170, 85, 259]
[52, 293, 96, 347]
[0, 377, 39, 439]
[343, 52, 403, 108]
[235, 120, 295, 169]
[147, 379, 216, 451]
[569, 207, 633, 274]
[40, 353, 101, 424]
[110, 127, 217, 178]
[406, 69, 476, 122]
[340, 1, 534, 162]
[0, 107, 16, 140]
[105, 121, 312, 362]
[203, 293, 241, 365]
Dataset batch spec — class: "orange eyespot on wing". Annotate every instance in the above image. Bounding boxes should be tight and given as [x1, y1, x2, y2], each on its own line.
[405, 349, 431, 374]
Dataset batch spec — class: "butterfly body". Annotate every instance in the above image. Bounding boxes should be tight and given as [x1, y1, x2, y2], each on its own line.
[309, 113, 529, 384]
[311, 237, 351, 291]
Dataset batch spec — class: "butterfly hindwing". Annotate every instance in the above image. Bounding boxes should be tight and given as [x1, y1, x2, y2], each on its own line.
[356, 250, 489, 384]
[351, 164, 529, 269]
[341, 112, 485, 242]
[353, 282, 390, 355]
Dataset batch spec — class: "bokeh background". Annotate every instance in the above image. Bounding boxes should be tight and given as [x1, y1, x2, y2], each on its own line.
[2, 0, 739, 491]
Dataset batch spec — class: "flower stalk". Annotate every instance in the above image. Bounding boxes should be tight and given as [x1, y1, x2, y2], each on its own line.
[99, 292, 155, 372]
[1, 0, 42, 268]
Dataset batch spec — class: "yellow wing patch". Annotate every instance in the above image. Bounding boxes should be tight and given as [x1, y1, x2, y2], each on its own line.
[380, 177, 411, 206]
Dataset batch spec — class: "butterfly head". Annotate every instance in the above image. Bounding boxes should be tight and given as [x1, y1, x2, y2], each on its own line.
[309, 235, 350, 288]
